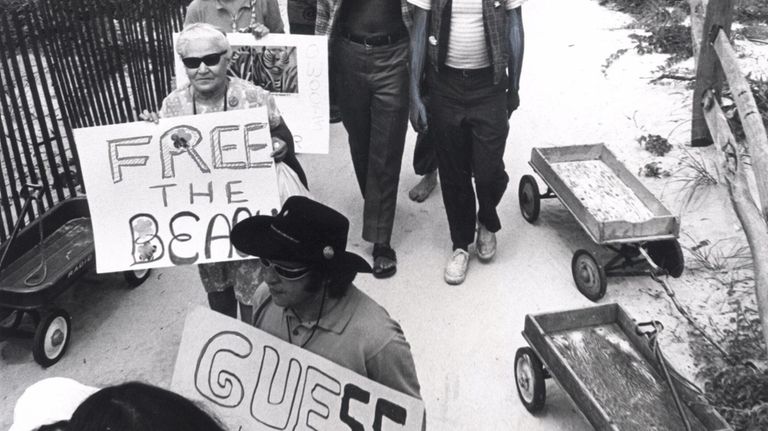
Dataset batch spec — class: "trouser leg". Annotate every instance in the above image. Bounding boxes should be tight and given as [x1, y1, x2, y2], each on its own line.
[362, 42, 409, 243]
[429, 92, 475, 250]
[470, 92, 509, 233]
[334, 39, 372, 196]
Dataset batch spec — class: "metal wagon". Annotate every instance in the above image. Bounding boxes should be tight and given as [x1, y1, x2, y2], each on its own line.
[514, 304, 731, 430]
[0, 184, 151, 367]
[518, 144, 684, 301]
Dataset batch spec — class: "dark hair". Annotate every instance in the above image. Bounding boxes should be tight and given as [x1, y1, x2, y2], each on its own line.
[305, 266, 356, 298]
[46, 382, 226, 431]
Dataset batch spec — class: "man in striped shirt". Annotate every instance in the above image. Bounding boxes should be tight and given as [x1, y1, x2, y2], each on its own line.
[409, 0, 525, 285]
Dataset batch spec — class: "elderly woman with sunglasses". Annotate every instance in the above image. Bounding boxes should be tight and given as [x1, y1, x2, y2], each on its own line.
[141, 23, 307, 322]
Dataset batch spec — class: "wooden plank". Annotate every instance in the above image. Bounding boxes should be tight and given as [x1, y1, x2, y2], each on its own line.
[531, 148, 604, 243]
[548, 324, 709, 430]
[713, 29, 768, 218]
[526, 303, 619, 334]
[691, 0, 734, 147]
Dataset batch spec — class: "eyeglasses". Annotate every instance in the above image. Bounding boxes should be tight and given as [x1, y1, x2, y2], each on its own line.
[181, 50, 228, 69]
[262, 258, 311, 281]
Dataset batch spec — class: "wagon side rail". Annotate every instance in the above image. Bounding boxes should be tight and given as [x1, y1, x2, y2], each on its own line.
[522, 305, 621, 430]
[529, 146, 679, 244]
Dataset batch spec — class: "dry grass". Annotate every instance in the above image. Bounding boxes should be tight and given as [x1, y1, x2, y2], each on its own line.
[672, 147, 720, 211]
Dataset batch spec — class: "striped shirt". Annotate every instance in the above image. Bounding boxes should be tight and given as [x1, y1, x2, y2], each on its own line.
[409, 0, 523, 69]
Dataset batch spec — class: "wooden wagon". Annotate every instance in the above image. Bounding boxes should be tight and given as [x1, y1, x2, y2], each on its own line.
[518, 144, 684, 301]
[514, 304, 731, 430]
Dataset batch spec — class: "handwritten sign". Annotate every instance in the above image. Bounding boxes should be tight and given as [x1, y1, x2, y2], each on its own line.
[73, 108, 280, 274]
[171, 307, 425, 431]
[175, 33, 329, 154]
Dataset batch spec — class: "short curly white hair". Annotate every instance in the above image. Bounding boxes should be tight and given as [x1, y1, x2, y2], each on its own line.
[176, 23, 232, 58]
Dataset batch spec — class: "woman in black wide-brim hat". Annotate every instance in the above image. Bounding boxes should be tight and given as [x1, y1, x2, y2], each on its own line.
[230, 196, 423, 400]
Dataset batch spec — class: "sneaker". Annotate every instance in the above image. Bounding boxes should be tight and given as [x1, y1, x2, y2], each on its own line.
[444, 249, 470, 285]
[476, 223, 497, 262]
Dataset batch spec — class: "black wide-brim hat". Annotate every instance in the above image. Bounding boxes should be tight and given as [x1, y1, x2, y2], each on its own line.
[230, 196, 372, 273]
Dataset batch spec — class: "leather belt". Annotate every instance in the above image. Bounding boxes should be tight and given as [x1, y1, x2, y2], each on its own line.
[441, 65, 493, 78]
[341, 31, 406, 47]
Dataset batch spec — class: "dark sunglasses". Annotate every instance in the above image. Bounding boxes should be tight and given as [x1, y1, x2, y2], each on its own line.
[181, 50, 227, 69]
[262, 258, 311, 280]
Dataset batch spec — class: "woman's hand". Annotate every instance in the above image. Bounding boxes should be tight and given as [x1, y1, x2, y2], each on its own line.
[240, 23, 270, 39]
[139, 110, 160, 124]
[271, 137, 288, 162]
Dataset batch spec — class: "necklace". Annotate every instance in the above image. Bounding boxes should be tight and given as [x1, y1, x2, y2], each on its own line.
[286, 288, 326, 348]
[192, 85, 228, 115]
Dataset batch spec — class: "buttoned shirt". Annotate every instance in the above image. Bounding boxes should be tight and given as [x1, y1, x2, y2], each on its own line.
[251, 283, 422, 399]
[315, 0, 413, 36]
[184, 0, 285, 34]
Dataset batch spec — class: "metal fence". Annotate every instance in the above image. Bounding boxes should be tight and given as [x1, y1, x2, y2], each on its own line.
[0, 0, 187, 242]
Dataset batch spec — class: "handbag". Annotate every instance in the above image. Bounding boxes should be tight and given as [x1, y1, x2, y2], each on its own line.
[275, 162, 312, 205]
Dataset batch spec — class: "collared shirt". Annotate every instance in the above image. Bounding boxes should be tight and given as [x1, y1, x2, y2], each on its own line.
[251, 283, 422, 399]
[315, 0, 413, 36]
[184, 0, 285, 34]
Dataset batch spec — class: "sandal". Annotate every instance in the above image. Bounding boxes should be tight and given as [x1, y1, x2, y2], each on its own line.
[372, 243, 397, 279]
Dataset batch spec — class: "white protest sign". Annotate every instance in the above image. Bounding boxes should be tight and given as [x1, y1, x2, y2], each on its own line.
[175, 33, 329, 154]
[171, 307, 425, 431]
[73, 108, 280, 274]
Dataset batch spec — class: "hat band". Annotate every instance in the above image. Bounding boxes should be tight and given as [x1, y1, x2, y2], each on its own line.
[270, 224, 300, 243]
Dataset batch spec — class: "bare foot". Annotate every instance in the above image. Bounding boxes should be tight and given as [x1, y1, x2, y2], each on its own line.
[408, 170, 438, 202]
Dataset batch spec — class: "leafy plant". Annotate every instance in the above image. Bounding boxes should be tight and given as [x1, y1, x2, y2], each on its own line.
[638, 133, 673, 156]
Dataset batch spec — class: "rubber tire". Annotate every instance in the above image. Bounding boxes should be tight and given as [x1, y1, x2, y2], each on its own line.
[519, 175, 541, 223]
[646, 239, 685, 278]
[32, 308, 71, 368]
[123, 268, 151, 287]
[515, 347, 546, 413]
[571, 249, 607, 302]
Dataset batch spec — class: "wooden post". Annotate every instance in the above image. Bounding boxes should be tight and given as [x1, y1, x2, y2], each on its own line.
[688, 0, 707, 64]
[691, 0, 734, 147]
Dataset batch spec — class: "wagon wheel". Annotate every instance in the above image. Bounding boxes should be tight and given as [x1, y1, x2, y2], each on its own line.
[515, 347, 546, 413]
[571, 249, 607, 301]
[123, 268, 152, 288]
[646, 239, 684, 278]
[32, 308, 71, 368]
[518, 175, 541, 223]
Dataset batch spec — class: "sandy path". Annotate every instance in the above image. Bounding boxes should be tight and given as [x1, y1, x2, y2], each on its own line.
[1, 0, 716, 429]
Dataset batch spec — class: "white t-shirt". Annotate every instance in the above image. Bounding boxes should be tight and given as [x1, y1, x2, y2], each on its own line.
[408, 0, 525, 69]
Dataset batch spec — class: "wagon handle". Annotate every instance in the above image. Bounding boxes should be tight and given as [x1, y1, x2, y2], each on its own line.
[635, 320, 663, 337]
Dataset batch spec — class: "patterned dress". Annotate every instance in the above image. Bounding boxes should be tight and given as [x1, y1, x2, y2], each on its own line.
[159, 77, 279, 305]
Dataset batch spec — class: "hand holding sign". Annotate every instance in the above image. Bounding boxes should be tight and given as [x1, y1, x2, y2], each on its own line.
[73, 108, 280, 273]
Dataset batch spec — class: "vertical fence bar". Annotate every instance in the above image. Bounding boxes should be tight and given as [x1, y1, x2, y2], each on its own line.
[28, 7, 78, 196]
[0, 14, 41, 222]
[109, 17, 138, 122]
[78, 1, 117, 125]
[95, 14, 129, 123]
[14, 13, 60, 207]
[44, 1, 96, 128]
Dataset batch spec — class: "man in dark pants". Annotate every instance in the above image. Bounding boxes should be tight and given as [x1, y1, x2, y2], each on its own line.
[409, 0, 525, 285]
[316, 0, 413, 278]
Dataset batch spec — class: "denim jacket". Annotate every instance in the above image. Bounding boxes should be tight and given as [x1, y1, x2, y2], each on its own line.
[428, 0, 509, 84]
